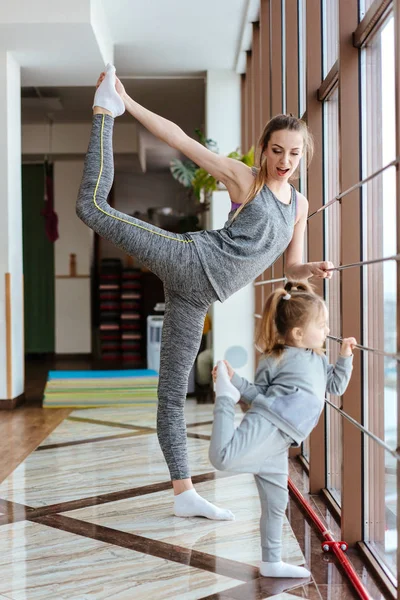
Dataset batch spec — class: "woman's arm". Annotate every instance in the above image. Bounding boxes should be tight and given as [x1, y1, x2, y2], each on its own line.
[284, 192, 334, 280]
[120, 85, 253, 196]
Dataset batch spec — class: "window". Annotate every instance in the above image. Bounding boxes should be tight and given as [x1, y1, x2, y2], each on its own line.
[322, 0, 339, 77]
[361, 14, 397, 579]
[359, 0, 377, 21]
[298, 0, 306, 117]
[322, 86, 342, 503]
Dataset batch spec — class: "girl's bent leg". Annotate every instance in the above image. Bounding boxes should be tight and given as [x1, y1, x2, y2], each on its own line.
[157, 289, 233, 520]
[210, 406, 285, 474]
[209, 398, 237, 471]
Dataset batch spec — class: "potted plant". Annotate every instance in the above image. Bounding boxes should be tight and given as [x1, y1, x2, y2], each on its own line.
[170, 130, 254, 206]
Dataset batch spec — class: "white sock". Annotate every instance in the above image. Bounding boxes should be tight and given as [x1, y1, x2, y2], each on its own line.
[93, 63, 125, 118]
[174, 488, 235, 520]
[215, 361, 240, 403]
[260, 561, 311, 578]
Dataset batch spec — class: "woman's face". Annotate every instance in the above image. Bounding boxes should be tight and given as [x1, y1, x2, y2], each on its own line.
[263, 129, 304, 183]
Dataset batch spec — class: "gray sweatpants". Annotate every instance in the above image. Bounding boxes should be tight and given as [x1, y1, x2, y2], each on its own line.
[209, 396, 292, 562]
[77, 115, 218, 480]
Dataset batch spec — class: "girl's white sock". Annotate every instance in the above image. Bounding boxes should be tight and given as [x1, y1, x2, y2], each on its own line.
[215, 361, 240, 403]
[260, 560, 311, 578]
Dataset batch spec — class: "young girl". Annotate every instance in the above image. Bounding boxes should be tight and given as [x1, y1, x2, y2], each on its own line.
[76, 63, 334, 521]
[210, 281, 356, 578]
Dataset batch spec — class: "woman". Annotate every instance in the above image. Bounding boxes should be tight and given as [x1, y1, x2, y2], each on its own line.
[76, 64, 333, 521]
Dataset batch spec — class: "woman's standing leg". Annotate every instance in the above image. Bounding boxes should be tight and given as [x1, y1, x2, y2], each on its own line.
[158, 289, 234, 520]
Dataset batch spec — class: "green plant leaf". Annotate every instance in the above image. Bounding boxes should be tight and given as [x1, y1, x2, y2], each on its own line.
[169, 158, 197, 188]
[194, 128, 219, 153]
[194, 128, 206, 145]
[241, 146, 255, 166]
[170, 131, 254, 200]
[192, 168, 217, 199]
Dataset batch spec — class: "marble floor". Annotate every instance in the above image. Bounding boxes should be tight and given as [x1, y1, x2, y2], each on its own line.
[0, 398, 391, 599]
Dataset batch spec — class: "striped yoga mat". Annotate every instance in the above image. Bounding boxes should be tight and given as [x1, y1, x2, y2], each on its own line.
[43, 369, 159, 408]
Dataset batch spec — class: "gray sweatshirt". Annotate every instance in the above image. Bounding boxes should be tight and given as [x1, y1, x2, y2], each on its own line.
[231, 346, 353, 446]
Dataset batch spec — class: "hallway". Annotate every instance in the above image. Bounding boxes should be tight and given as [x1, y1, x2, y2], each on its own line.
[0, 386, 387, 599]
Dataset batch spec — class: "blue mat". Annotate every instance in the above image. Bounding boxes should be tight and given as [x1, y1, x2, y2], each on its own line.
[47, 369, 158, 380]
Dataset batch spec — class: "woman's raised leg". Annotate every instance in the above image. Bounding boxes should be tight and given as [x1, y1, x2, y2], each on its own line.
[76, 113, 195, 285]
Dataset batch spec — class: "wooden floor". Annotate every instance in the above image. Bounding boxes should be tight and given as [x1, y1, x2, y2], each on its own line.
[0, 354, 93, 483]
[0, 354, 390, 600]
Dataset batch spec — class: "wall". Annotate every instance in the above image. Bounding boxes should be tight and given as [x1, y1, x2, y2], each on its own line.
[20, 123, 200, 353]
[52, 162, 185, 350]
[210, 190, 255, 381]
[206, 70, 255, 381]
[54, 160, 92, 353]
[0, 53, 23, 400]
[101, 171, 193, 262]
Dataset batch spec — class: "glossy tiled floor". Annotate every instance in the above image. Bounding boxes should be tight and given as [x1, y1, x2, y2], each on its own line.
[0, 366, 391, 599]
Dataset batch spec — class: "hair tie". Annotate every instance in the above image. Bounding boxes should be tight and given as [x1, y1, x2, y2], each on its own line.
[283, 293, 291, 300]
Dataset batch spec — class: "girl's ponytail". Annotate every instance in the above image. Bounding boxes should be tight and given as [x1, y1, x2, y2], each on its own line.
[256, 281, 325, 358]
[284, 280, 314, 295]
[256, 287, 289, 358]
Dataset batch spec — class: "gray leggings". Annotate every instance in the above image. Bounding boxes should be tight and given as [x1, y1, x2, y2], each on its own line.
[209, 397, 291, 562]
[77, 115, 218, 480]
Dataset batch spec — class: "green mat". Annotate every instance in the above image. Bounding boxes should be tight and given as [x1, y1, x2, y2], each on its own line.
[43, 370, 159, 408]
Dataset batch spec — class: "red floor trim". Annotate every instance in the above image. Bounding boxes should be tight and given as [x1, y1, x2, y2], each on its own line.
[288, 478, 372, 600]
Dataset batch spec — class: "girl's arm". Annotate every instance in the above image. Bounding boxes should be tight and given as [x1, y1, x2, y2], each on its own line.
[285, 193, 334, 280]
[213, 359, 271, 404]
[120, 88, 253, 202]
[230, 374, 267, 404]
[230, 358, 272, 405]
[326, 338, 356, 395]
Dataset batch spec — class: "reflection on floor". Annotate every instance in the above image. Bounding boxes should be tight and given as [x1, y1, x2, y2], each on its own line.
[0, 399, 390, 599]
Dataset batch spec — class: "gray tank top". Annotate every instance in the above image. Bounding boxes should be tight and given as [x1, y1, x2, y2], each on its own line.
[189, 182, 297, 302]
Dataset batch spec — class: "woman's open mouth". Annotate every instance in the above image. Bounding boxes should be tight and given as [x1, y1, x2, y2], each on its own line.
[277, 167, 290, 177]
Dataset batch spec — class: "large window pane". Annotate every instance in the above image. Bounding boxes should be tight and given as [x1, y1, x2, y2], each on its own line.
[359, 0, 377, 21]
[298, 0, 306, 117]
[361, 14, 397, 579]
[322, 0, 338, 77]
[323, 86, 342, 503]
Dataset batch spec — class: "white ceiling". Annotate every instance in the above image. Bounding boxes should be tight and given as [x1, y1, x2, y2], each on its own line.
[107, 0, 247, 76]
[9, 0, 251, 169]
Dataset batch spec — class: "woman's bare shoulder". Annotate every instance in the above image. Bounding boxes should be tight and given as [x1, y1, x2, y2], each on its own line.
[295, 190, 309, 217]
[225, 162, 257, 205]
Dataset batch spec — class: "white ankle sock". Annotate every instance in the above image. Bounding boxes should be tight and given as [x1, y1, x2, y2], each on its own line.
[174, 489, 235, 520]
[93, 63, 125, 118]
[215, 361, 240, 403]
[260, 560, 311, 578]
